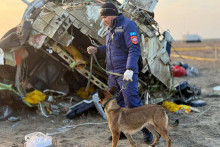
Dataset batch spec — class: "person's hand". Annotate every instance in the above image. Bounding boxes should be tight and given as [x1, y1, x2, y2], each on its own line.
[87, 46, 97, 54]
[123, 69, 133, 81]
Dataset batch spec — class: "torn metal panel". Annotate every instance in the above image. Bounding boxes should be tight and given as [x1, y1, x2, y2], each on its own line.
[3, 51, 16, 66]
[80, 25, 91, 36]
[64, 4, 107, 44]
[142, 36, 172, 88]
[49, 15, 64, 29]
[72, 19, 82, 29]
[22, 0, 45, 20]
[52, 29, 74, 47]
[43, 1, 57, 12]
[38, 8, 56, 23]
[0, 48, 4, 65]
[32, 17, 49, 34]
[129, 0, 158, 12]
[32, 2, 74, 46]
[138, 24, 156, 38]
[42, 24, 56, 38]
[32, 2, 106, 51]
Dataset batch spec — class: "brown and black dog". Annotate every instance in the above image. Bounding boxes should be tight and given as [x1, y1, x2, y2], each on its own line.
[98, 87, 178, 147]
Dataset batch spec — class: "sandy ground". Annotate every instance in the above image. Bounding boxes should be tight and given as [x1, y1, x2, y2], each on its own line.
[1, 40, 220, 147]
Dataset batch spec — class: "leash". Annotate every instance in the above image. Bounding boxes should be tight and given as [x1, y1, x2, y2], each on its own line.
[103, 80, 130, 109]
[91, 50, 123, 77]
[86, 37, 123, 91]
[88, 36, 124, 77]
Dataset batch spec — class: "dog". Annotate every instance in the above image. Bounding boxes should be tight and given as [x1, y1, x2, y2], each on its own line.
[98, 87, 178, 147]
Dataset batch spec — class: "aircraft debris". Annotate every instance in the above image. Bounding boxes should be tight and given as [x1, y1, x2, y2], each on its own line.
[0, 0, 182, 118]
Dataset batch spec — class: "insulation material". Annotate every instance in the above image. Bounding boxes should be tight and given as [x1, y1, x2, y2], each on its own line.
[62, 45, 86, 69]
[24, 90, 47, 104]
[28, 34, 47, 49]
[52, 44, 75, 65]
[162, 100, 191, 114]
[76, 84, 95, 99]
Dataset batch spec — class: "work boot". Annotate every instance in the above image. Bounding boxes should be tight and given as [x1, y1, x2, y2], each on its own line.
[108, 132, 127, 141]
[142, 128, 153, 144]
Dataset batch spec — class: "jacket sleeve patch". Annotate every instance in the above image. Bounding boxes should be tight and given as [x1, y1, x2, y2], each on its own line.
[130, 32, 137, 36]
[130, 36, 138, 44]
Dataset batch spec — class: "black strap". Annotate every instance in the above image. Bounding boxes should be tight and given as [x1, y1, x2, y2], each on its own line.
[103, 80, 130, 109]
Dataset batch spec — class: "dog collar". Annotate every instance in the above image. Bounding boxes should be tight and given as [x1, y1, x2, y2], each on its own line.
[103, 97, 115, 110]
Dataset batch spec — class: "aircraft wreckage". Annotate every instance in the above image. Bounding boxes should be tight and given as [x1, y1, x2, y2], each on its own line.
[0, 0, 176, 118]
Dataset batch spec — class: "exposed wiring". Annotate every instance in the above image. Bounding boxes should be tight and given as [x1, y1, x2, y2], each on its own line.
[46, 122, 108, 136]
[197, 105, 219, 117]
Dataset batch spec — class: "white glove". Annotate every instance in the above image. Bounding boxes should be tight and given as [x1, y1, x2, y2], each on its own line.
[123, 69, 134, 81]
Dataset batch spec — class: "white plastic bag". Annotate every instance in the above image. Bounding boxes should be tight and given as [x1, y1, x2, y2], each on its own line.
[24, 132, 52, 147]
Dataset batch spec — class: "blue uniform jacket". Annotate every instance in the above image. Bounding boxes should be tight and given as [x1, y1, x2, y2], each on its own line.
[97, 14, 141, 74]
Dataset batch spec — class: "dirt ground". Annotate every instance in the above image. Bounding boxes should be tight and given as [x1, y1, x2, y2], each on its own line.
[0, 40, 220, 147]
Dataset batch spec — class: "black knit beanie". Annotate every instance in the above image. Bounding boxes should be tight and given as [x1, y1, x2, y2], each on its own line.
[100, 2, 119, 16]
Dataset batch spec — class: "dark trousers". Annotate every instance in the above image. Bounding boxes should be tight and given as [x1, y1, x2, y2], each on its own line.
[108, 73, 142, 108]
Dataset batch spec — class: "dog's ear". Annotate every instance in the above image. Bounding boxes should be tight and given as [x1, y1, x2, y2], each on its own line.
[109, 86, 116, 95]
[97, 89, 105, 99]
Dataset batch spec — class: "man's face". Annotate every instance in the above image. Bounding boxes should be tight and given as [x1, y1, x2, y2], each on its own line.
[101, 16, 117, 27]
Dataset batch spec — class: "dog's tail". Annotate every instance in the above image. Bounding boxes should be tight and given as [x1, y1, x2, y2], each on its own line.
[168, 119, 179, 129]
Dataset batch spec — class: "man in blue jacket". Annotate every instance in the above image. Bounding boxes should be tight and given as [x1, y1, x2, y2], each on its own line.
[87, 2, 153, 144]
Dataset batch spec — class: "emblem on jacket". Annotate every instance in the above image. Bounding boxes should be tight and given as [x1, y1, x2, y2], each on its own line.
[130, 32, 138, 44]
[115, 27, 124, 33]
